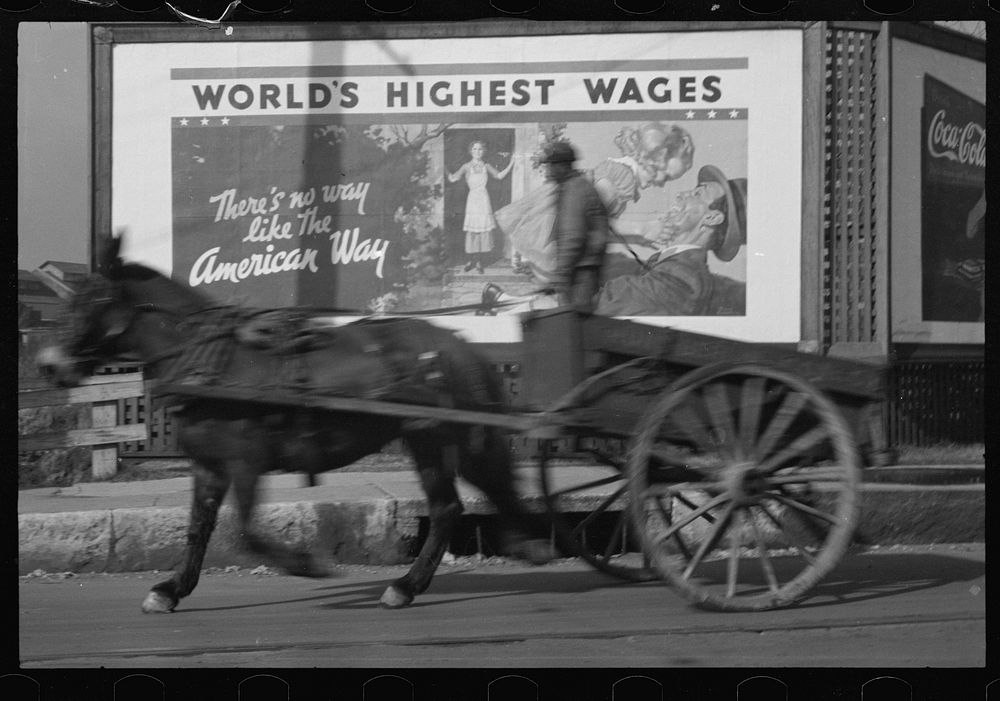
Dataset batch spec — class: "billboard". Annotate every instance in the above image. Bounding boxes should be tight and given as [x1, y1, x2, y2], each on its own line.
[109, 28, 803, 342]
[919, 76, 985, 323]
[891, 39, 985, 344]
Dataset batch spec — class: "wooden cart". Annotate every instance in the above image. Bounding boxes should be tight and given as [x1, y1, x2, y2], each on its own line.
[512, 308, 887, 611]
[157, 307, 888, 612]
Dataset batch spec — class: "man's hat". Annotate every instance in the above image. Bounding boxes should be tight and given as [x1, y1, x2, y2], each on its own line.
[539, 141, 577, 164]
[697, 165, 747, 262]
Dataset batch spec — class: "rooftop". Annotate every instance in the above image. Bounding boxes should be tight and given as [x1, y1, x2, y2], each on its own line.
[38, 261, 89, 277]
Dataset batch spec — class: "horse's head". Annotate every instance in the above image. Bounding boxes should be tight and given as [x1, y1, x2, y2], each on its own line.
[37, 234, 203, 386]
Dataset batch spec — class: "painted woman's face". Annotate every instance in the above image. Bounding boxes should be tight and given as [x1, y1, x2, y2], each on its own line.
[637, 155, 688, 189]
[656, 157, 688, 185]
[469, 143, 485, 159]
[636, 125, 694, 188]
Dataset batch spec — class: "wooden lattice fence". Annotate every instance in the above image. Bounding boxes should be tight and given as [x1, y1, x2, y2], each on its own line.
[885, 361, 985, 446]
[822, 26, 883, 352]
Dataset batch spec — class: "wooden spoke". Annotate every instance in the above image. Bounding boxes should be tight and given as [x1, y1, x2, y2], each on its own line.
[652, 494, 673, 529]
[755, 425, 832, 475]
[653, 492, 729, 546]
[653, 493, 692, 559]
[739, 376, 767, 461]
[682, 501, 735, 580]
[767, 491, 845, 528]
[758, 501, 817, 565]
[673, 491, 717, 524]
[572, 484, 627, 535]
[670, 401, 716, 453]
[703, 382, 740, 460]
[749, 509, 780, 593]
[753, 391, 809, 460]
[726, 508, 744, 598]
[774, 487, 833, 542]
[673, 534, 693, 559]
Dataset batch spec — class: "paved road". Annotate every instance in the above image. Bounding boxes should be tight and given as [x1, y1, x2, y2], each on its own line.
[19, 544, 984, 668]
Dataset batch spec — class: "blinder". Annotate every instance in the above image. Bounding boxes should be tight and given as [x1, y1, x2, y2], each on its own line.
[67, 282, 149, 363]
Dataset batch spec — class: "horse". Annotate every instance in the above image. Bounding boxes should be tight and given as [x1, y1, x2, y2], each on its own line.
[38, 235, 553, 613]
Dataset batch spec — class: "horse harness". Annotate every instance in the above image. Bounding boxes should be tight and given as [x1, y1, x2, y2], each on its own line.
[147, 308, 460, 414]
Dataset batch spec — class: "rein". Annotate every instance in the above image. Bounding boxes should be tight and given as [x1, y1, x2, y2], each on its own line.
[84, 286, 535, 370]
[295, 294, 550, 317]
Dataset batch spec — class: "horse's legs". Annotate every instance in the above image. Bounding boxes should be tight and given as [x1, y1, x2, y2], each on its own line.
[460, 427, 554, 565]
[142, 461, 231, 613]
[380, 439, 463, 609]
[230, 460, 328, 578]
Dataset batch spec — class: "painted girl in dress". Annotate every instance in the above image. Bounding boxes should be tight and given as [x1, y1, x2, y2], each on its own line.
[494, 123, 695, 283]
[447, 140, 516, 274]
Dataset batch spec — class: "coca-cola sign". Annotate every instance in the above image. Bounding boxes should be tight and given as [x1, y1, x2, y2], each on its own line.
[922, 75, 985, 187]
[927, 109, 986, 168]
[920, 74, 985, 323]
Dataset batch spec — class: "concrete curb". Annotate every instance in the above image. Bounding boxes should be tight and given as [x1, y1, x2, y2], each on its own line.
[854, 484, 985, 545]
[18, 499, 421, 575]
[17, 471, 985, 575]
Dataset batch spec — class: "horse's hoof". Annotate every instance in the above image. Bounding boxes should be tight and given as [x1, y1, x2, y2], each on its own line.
[509, 539, 556, 566]
[141, 590, 177, 614]
[379, 584, 414, 609]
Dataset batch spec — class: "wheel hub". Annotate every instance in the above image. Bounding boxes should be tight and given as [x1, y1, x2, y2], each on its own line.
[722, 461, 765, 504]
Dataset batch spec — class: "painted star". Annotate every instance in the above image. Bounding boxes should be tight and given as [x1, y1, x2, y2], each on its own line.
[729, 109, 741, 119]
[220, 117, 230, 125]
[707, 110, 718, 119]
[200, 117, 210, 126]
[179, 117, 189, 126]
[685, 110, 696, 119]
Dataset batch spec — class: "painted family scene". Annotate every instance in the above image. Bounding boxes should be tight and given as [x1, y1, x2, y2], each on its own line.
[432, 119, 748, 317]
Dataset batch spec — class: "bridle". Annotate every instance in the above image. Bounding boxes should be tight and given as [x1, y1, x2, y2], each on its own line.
[68, 301, 147, 365]
[67, 277, 187, 366]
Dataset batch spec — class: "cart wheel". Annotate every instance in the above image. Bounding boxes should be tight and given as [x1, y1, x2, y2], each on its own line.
[625, 363, 861, 611]
[539, 439, 657, 582]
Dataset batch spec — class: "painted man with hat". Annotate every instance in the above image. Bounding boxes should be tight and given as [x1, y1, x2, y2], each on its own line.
[537, 141, 611, 311]
[594, 165, 747, 316]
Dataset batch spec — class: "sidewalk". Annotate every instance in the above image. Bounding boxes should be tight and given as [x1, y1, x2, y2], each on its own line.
[17, 464, 985, 575]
